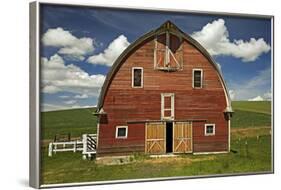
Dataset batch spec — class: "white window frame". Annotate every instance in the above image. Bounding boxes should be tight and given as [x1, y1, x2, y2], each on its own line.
[132, 67, 143, 88]
[204, 124, 215, 136]
[161, 93, 175, 120]
[192, 69, 203, 88]
[115, 126, 128, 139]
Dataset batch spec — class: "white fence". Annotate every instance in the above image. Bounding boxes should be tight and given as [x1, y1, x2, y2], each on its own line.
[48, 134, 97, 159]
[82, 134, 97, 158]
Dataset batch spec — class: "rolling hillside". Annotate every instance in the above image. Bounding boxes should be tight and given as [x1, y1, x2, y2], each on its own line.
[41, 107, 97, 140]
[231, 101, 271, 128]
[232, 101, 271, 114]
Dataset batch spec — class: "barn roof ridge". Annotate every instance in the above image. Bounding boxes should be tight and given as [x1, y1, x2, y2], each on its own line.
[96, 21, 232, 112]
[157, 20, 185, 33]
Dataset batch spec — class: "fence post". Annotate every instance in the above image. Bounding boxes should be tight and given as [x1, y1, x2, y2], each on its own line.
[238, 138, 241, 157]
[48, 143, 53, 157]
[245, 140, 248, 158]
[74, 141, 76, 152]
[82, 134, 87, 155]
[54, 144, 57, 154]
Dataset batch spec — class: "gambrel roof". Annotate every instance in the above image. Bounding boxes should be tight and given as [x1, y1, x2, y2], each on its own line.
[97, 21, 232, 112]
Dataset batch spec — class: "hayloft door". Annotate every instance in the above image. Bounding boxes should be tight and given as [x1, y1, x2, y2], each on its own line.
[173, 122, 192, 153]
[145, 122, 166, 154]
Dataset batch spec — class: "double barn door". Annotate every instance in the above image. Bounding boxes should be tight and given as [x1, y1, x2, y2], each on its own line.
[145, 122, 192, 154]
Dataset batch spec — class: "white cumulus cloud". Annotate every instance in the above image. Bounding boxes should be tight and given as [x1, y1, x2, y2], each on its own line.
[41, 103, 69, 112]
[248, 91, 272, 101]
[41, 103, 96, 112]
[42, 27, 95, 60]
[263, 91, 272, 100]
[229, 89, 235, 100]
[216, 62, 222, 72]
[229, 67, 271, 100]
[87, 35, 130, 66]
[74, 94, 89, 99]
[191, 19, 270, 62]
[59, 95, 70, 99]
[64, 100, 77, 105]
[41, 54, 105, 97]
[248, 96, 264, 101]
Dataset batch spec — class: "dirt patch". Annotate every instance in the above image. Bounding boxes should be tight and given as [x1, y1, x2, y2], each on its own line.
[96, 154, 216, 166]
[142, 155, 215, 165]
[96, 156, 134, 165]
[231, 126, 271, 139]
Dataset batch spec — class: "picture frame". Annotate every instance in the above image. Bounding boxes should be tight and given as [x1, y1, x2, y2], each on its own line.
[29, 1, 274, 188]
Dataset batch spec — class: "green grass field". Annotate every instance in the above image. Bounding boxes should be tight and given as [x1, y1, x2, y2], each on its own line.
[41, 135, 271, 184]
[232, 101, 271, 114]
[41, 108, 97, 140]
[40, 101, 272, 185]
[231, 101, 271, 128]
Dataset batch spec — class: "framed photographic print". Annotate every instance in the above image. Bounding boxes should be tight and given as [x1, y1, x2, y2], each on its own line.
[29, 1, 274, 188]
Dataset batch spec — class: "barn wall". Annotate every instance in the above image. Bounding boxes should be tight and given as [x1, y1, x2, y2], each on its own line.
[97, 37, 228, 156]
[98, 123, 145, 156]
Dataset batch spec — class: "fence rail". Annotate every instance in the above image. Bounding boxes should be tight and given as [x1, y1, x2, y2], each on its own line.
[48, 134, 97, 158]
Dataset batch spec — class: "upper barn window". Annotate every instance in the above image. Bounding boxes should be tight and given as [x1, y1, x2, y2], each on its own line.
[193, 69, 203, 88]
[154, 31, 183, 71]
[132, 67, 143, 88]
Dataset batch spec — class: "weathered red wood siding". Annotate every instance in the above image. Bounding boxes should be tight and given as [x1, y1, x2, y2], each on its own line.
[97, 36, 228, 156]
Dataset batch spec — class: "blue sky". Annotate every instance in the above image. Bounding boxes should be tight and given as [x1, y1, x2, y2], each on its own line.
[40, 4, 272, 111]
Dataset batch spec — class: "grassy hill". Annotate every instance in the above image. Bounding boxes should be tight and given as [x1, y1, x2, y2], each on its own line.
[41, 108, 97, 140]
[232, 101, 271, 114]
[231, 101, 271, 128]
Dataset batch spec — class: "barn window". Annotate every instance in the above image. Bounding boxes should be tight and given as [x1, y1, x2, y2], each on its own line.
[161, 93, 175, 120]
[154, 32, 183, 71]
[132, 67, 143, 88]
[193, 69, 203, 88]
[115, 126, 128, 139]
[204, 124, 215, 136]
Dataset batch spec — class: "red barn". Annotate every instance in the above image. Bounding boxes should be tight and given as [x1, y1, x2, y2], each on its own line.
[95, 21, 233, 157]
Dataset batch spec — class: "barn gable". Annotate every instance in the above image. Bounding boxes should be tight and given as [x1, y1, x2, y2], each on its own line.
[97, 21, 232, 113]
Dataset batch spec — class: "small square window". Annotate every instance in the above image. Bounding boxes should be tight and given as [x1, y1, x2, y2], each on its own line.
[116, 126, 128, 139]
[205, 124, 215, 136]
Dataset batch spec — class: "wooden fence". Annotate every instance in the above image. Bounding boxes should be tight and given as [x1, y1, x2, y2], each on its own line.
[48, 134, 97, 159]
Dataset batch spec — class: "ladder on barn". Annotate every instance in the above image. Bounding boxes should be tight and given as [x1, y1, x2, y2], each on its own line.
[48, 134, 97, 159]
